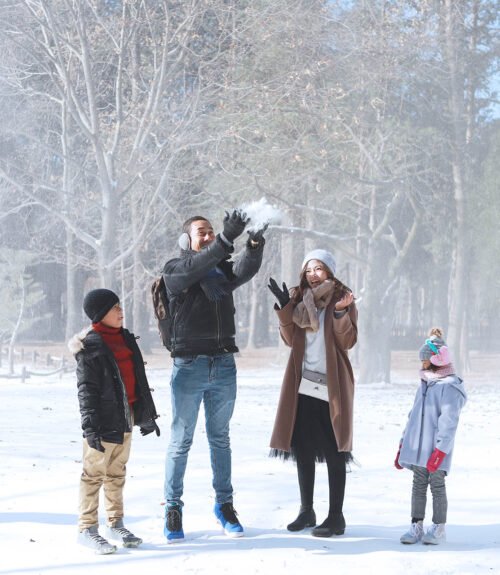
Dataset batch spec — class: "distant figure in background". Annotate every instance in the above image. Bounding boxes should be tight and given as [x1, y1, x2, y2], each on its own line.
[395, 327, 467, 545]
[268, 249, 357, 537]
[68, 288, 160, 555]
[162, 210, 266, 542]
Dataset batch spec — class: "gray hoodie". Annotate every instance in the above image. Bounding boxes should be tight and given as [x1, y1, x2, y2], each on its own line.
[398, 373, 467, 474]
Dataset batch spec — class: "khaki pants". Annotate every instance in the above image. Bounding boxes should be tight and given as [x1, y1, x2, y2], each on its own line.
[78, 433, 132, 530]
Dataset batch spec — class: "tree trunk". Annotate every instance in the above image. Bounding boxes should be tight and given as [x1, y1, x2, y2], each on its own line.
[282, 206, 305, 287]
[62, 102, 79, 340]
[8, 274, 25, 375]
[442, 0, 468, 374]
[245, 278, 260, 351]
[65, 232, 80, 340]
[358, 240, 394, 384]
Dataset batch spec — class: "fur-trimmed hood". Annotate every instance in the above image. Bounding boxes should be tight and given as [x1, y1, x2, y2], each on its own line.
[67, 326, 94, 356]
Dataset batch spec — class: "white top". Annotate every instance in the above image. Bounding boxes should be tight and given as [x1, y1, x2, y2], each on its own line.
[303, 309, 327, 374]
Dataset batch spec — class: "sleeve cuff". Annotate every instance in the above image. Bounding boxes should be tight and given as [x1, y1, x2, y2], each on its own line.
[219, 232, 233, 247]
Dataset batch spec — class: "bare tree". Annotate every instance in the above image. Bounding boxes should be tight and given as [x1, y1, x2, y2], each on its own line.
[437, 0, 498, 372]
[1, 0, 498, 369]
[1, 0, 236, 335]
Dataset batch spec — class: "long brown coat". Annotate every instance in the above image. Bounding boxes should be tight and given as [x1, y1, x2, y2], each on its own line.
[270, 300, 358, 453]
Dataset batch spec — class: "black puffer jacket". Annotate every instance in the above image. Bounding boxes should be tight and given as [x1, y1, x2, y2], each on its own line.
[68, 327, 160, 444]
[163, 235, 264, 357]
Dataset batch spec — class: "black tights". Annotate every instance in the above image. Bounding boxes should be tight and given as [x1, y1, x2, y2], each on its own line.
[297, 453, 346, 515]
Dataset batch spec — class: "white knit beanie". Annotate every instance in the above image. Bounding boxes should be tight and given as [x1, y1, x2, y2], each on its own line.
[302, 249, 337, 276]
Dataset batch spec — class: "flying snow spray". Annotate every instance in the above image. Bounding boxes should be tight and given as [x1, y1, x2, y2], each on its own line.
[239, 197, 283, 232]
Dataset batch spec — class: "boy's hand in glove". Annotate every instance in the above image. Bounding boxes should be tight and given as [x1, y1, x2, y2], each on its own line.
[268, 277, 290, 308]
[86, 432, 105, 453]
[222, 209, 249, 243]
[140, 421, 161, 437]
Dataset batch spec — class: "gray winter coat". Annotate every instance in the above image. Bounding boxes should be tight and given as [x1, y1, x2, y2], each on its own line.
[398, 374, 467, 474]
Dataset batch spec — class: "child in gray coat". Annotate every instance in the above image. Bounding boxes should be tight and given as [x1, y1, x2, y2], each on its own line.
[394, 327, 467, 545]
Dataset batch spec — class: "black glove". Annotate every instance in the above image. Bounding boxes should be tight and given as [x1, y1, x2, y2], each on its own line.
[247, 223, 268, 246]
[86, 432, 105, 453]
[222, 209, 249, 243]
[268, 277, 290, 308]
[140, 421, 161, 437]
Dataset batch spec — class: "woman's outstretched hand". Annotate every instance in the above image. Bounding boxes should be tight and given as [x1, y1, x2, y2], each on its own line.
[335, 292, 354, 311]
[268, 278, 290, 308]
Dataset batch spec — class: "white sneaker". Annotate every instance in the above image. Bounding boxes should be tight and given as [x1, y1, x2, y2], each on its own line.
[78, 525, 117, 555]
[422, 523, 446, 545]
[105, 519, 143, 548]
[400, 520, 424, 544]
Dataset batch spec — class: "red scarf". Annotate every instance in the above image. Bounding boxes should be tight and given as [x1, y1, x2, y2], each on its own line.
[93, 323, 137, 405]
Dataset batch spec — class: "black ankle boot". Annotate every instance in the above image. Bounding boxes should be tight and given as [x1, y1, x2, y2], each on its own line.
[287, 507, 316, 532]
[311, 512, 345, 537]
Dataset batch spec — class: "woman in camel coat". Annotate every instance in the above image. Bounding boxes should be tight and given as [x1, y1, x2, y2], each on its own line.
[268, 249, 357, 537]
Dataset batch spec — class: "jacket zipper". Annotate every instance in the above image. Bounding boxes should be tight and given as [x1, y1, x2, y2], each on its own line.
[127, 333, 156, 427]
[133, 358, 155, 425]
[215, 300, 221, 350]
[172, 290, 190, 352]
[109, 355, 133, 433]
[416, 382, 428, 462]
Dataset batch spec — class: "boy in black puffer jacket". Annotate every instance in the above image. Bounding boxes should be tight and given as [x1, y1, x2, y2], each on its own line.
[68, 288, 160, 555]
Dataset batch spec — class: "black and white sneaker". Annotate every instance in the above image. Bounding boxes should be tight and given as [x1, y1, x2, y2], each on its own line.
[214, 502, 244, 537]
[164, 503, 184, 543]
[105, 519, 143, 548]
[78, 525, 117, 555]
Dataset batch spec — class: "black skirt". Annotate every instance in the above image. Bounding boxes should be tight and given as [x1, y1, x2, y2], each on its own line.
[270, 393, 352, 464]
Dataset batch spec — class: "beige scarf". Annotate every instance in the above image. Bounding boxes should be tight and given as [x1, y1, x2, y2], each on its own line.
[292, 280, 335, 332]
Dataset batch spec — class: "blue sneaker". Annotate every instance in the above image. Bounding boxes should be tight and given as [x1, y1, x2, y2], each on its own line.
[164, 503, 184, 543]
[214, 502, 244, 537]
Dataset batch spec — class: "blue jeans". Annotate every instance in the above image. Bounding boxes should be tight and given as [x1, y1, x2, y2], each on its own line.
[164, 353, 237, 507]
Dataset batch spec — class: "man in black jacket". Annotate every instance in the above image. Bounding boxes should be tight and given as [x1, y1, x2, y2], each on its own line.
[162, 210, 265, 542]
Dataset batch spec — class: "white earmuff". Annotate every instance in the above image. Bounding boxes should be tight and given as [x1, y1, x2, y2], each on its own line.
[178, 232, 191, 250]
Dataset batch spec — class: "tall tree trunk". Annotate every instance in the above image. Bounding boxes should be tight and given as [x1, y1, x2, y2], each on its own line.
[282, 206, 305, 287]
[62, 102, 79, 339]
[245, 277, 260, 350]
[443, 0, 467, 374]
[358, 238, 394, 384]
[65, 232, 79, 340]
[8, 275, 25, 375]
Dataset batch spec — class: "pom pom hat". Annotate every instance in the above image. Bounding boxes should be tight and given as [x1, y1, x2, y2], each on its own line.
[418, 327, 451, 366]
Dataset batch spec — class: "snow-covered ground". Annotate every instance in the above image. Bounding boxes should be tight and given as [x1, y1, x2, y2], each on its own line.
[1, 359, 499, 575]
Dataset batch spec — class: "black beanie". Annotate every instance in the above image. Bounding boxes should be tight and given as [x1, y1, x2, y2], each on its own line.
[83, 288, 119, 323]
